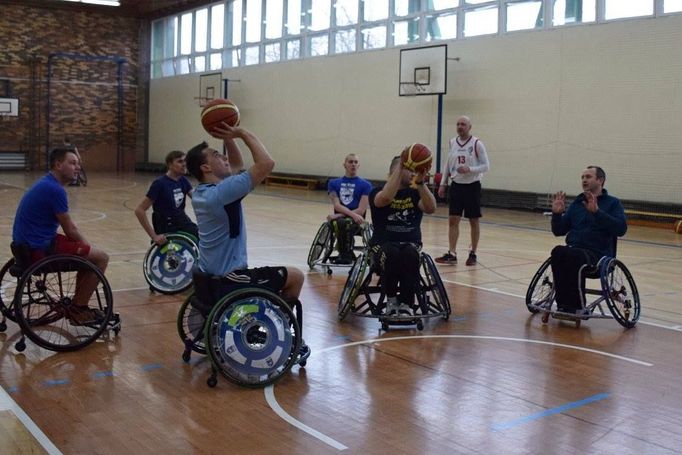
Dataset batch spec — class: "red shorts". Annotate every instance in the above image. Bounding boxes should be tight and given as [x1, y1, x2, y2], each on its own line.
[30, 234, 91, 262]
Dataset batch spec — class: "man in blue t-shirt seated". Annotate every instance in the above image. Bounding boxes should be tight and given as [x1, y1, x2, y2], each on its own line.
[186, 122, 309, 360]
[134, 150, 198, 245]
[12, 148, 110, 325]
[369, 155, 437, 316]
[326, 153, 372, 264]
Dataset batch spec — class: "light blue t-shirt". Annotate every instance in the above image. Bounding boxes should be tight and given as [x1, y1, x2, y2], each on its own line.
[191, 171, 253, 276]
[13, 173, 68, 250]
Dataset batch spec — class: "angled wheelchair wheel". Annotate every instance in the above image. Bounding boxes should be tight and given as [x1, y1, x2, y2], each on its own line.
[601, 259, 640, 328]
[0, 259, 19, 325]
[143, 232, 199, 295]
[361, 223, 374, 248]
[338, 253, 369, 321]
[526, 258, 554, 314]
[177, 293, 207, 355]
[13, 255, 113, 352]
[421, 253, 451, 319]
[205, 288, 301, 388]
[307, 223, 332, 269]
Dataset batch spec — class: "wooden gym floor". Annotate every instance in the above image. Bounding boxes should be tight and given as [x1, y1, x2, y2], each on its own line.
[1, 171, 681, 454]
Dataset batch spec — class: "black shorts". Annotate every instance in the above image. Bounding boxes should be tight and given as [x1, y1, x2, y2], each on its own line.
[448, 181, 482, 218]
[222, 266, 288, 295]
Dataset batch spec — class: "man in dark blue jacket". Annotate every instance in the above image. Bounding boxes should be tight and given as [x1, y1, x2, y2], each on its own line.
[550, 166, 627, 313]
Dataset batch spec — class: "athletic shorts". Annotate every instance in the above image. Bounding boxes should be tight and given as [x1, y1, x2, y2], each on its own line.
[30, 234, 91, 262]
[448, 181, 482, 219]
[221, 266, 288, 295]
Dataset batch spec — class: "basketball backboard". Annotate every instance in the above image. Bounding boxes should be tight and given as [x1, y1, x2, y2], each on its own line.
[399, 44, 447, 96]
[198, 72, 222, 106]
[0, 98, 18, 116]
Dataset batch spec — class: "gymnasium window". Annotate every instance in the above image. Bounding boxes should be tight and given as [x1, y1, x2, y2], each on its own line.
[150, 0, 681, 78]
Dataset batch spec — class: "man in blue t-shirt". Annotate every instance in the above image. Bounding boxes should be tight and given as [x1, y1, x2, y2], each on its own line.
[369, 155, 436, 316]
[326, 153, 372, 264]
[134, 150, 197, 245]
[12, 148, 110, 325]
[186, 122, 309, 361]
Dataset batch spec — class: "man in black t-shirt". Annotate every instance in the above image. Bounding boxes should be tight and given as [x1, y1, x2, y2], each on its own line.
[369, 156, 437, 316]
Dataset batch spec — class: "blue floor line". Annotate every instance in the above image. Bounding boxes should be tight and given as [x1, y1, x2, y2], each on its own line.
[491, 392, 609, 431]
[43, 379, 70, 387]
[93, 371, 115, 378]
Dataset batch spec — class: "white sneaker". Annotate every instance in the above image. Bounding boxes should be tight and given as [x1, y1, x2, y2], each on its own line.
[384, 301, 399, 316]
[396, 303, 412, 315]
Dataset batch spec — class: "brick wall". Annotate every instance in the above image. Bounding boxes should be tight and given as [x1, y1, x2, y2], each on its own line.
[0, 3, 145, 171]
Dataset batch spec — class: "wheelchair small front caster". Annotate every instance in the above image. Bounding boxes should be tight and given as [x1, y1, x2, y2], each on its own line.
[15, 339, 26, 352]
[182, 350, 191, 363]
[207, 374, 217, 388]
[381, 322, 389, 331]
[541, 312, 550, 324]
[0, 320, 6, 332]
[416, 320, 424, 331]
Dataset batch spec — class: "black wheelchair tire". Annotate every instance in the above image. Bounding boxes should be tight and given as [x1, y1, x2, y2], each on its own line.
[307, 223, 332, 269]
[143, 232, 198, 295]
[602, 259, 640, 329]
[525, 258, 554, 314]
[337, 253, 368, 321]
[421, 253, 451, 318]
[177, 293, 207, 355]
[13, 255, 113, 352]
[0, 258, 19, 323]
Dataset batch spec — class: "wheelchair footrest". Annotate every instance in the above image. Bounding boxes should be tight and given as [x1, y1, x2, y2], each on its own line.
[551, 309, 590, 321]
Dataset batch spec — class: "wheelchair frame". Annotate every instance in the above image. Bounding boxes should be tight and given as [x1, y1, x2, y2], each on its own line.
[0, 253, 121, 352]
[338, 251, 451, 331]
[307, 222, 372, 275]
[525, 256, 640, 328]
[177, 273, 308, 388]
[143, 231, 199, 294]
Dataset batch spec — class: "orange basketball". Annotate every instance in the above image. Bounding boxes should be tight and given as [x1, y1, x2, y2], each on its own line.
[401, 143, 432, 173]
[201, 98, 240, 132]
[675, 220, 682, 234]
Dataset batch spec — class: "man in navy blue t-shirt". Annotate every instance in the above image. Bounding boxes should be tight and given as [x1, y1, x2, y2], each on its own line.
[135, 150, 197, 245]
[326, 153, 372, 264]
[12, 148, 110, 324]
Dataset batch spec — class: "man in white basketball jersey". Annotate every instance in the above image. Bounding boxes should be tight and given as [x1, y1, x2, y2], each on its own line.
[436, 116, 490, 266]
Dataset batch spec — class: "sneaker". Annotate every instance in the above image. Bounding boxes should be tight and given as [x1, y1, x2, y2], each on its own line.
[384, 300, 399, 316]
[297, 342, 311, 365]
[331, 256, 354, 265]
[465, 252, 477, 266]
[435, 252, 457, 265]
[68, 306, 105, 326]
[396, 303, 413, 315]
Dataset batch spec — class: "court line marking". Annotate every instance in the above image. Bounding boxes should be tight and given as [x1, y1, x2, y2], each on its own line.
[491, 392, 610, 431]
[0, 385, 62, 454]
[440, 278, 682, 332]
[265, 335, 651, 451]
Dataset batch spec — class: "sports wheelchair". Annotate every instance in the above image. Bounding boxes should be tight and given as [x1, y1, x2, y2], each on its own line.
[143, 231, 199, 294]
[0, 244, 121, 352]
[177, 270, 309, 388]
[337, 250, 451, 330]
[307, 221, 372, 275]
[525, 254, 640, 329]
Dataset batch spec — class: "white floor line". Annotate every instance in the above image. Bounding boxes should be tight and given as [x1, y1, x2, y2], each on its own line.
[112, 286, 149, 292]
[0, 386, 62, 454]
[440, 278, 682, 332]
[264, 335, 652, 450]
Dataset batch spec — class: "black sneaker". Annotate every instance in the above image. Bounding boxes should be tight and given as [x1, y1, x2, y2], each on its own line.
[465, 251, 477, 266]
[435, 252, 457, 265]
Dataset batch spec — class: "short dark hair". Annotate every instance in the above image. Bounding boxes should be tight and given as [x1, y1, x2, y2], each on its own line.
[186, 142, 209, 181]
[49, 148, 75, 169]
[587, 165, 606, 183]
[165, 150, 185, 166]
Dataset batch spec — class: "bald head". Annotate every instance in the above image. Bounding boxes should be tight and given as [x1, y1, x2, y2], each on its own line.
[456, 116, 472, 138]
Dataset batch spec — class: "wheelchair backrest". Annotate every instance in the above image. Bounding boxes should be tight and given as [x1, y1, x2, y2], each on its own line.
[10, 242, 32, 277]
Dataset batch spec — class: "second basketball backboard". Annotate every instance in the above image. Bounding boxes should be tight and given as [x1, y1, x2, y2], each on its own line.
[399, 44, 447, 96]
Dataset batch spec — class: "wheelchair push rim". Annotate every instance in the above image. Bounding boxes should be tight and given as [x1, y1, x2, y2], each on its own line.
[205, 288, 301, 388]
[143, 232, 199, 294]
[177, 293, 207, 355]
[13, 255, 114, 352]
[0, 258, 19, 323]
[338, 253, 368, 321]
[601, 258, 640, 328]
[525, 258, 554, 314]
[307, 222, 333, 269]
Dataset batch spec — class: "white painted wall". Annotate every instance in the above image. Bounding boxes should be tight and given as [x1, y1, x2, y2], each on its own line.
[149, 14, 682, 203]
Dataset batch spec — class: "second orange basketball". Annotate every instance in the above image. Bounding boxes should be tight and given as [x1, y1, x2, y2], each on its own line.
[401, 143, 432, 173]
[201, 98, 240, 133]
